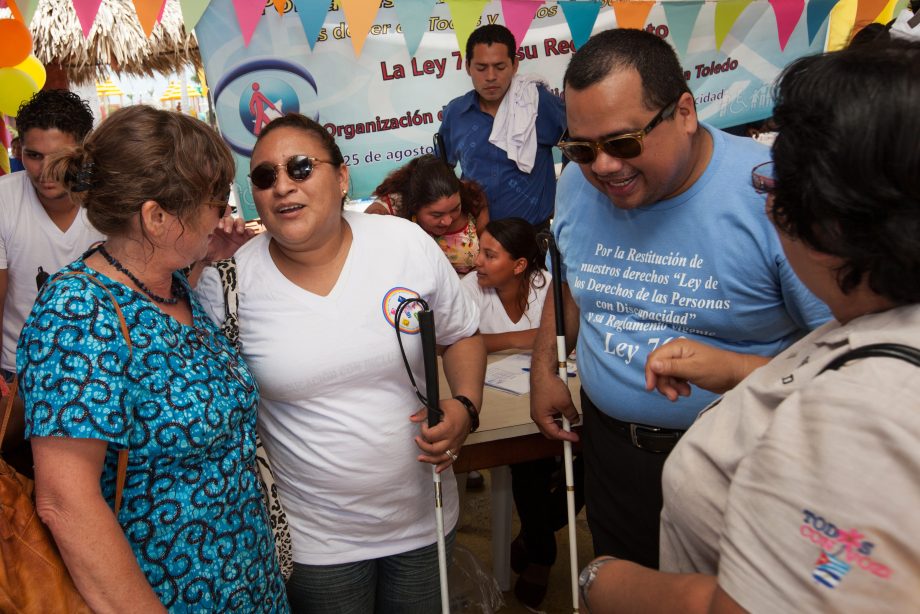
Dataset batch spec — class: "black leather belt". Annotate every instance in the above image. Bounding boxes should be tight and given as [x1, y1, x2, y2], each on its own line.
[597, 411, 684, 454]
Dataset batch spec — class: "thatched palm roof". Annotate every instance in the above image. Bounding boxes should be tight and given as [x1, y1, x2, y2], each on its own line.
[29, 0, 200, 85]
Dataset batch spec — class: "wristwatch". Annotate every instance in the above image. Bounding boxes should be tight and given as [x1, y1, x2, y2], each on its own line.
[578, 556, 617, 613]
[453, 395, 479, 433]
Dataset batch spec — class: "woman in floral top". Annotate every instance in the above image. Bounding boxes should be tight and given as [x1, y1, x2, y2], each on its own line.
[367, 154, 489, 275]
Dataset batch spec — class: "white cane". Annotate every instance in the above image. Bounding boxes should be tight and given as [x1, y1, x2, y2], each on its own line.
[542, 232, 580, 613]
[419, 308, 451, 614]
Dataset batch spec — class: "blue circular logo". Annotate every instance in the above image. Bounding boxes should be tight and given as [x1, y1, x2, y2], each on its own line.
[238, 77, 300, 137]
[212, 59, 319, 157]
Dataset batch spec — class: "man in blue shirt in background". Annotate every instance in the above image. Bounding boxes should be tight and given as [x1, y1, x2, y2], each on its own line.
[438, 24, 565, 229]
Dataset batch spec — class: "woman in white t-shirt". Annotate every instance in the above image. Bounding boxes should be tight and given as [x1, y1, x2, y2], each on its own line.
[197, 114, 486, 612]
[461, 218, 584, 609]
[460, 217, 549, 349]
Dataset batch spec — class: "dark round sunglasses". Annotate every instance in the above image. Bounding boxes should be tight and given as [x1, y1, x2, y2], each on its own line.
[556, 100, 679, 164]
[249, 155, 333, 190]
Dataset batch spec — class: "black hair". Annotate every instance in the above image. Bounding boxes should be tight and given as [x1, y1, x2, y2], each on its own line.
[482, 217, 546, 315]
[849, 22, 890, 47]
[16, 90, 94, 142]
[770, 39, 920, 304]
[374, 154, 486, 219]
[255, 113, 345, 166]
[466, 24, 517, 64]
[563, 28, 691, 110]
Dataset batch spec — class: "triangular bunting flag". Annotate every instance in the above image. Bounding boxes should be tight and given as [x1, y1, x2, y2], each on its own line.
[714, 0, 753, 49]
[827, 0, 856, 50]
[5, 0, 25, 24]
[339, 0, 382, 57]
[806, 0, 839, 42]
[502, 0, 542, 49]
[558, 1, 601, 49]
[394, 0, 438, 57]
[71, 0, 105, 37]
[179, 0, 211, 32]
[888, 0, 910, 18]
[134, 0, 167, 36]
[662, 1, 704, 55]
[10, 0, 39, 26]
[769, 0, 805, 50]
[853, 0, 890, 28]
[231, 0, 265, 46]
[445, 0, 489, 57]
[877, 0, 907, 22]
[292, 0, 329, 49]
[612, 1, 655, 30]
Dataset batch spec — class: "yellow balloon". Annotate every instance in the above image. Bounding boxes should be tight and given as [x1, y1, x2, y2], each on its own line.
[13, 55, 46, 90]
[0, 68, 38, 117]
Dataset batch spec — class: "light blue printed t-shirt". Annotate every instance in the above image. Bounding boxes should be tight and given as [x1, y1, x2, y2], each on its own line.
[553, 125, 831, 430]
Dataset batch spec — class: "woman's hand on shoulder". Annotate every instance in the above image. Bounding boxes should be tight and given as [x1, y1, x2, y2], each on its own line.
[411, 398, 472, 473]
[206, 215, 257, 262]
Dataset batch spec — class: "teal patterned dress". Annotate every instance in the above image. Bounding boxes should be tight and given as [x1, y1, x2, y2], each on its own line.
[18, 258, 289, 613]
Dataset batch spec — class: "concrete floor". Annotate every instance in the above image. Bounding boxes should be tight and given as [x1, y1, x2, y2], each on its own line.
[453, 469, 594, 614]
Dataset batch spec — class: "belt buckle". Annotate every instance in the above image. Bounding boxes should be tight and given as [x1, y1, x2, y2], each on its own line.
[629, 423, 645, 449]
[629, 423, 666, 451]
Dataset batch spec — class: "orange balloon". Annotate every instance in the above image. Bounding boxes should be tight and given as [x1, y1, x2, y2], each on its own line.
[0, 19, 32, 68]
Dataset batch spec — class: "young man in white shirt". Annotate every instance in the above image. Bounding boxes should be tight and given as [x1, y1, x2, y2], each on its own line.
[0, 90, 103, 381]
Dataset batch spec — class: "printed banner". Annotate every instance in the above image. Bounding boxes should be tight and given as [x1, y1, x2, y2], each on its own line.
[196, 0, 830, 219]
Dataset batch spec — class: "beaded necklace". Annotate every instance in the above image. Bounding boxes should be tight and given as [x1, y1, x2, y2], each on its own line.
[97, 244, 185, 305]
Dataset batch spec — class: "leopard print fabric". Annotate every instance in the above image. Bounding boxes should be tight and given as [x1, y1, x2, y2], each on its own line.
[214, 257, 294, 582]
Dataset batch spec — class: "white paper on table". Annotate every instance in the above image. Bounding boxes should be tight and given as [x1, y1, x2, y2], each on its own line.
[485, 353, 534, 395]
[484, 353, 577, 396]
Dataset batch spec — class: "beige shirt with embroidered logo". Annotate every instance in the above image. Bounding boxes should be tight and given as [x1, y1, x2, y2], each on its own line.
[660, 304, 920, 612]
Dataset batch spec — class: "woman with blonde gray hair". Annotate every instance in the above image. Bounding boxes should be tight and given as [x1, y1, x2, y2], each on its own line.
[17, 105, 288, 612]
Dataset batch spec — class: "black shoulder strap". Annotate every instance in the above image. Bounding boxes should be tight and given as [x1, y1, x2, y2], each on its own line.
[820, 343, 920, 374]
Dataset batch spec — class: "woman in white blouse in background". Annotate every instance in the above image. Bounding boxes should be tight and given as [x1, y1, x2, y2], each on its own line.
[461, 217, 584, 609]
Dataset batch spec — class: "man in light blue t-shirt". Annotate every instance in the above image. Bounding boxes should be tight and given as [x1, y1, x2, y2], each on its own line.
[529, 29, 831, 570]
